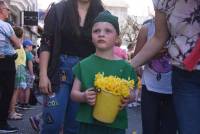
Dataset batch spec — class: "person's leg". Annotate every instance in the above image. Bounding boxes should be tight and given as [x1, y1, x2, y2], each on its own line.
[16, 65, 27, 107]
[24, 71, 34, 106]
[0, 59, 17, 129]
[8, 89, 23, 119]
[63, 96, 79, 134]
[60, 56, 80, 134]
[78, 123, 125, 134]
[41, 55, 80, 134]
[172, 67, 200, 134]
[40, 86, 69, 134]
[159, 94, 177, 134]
[18, 90, 25, 105]
[9, 89, 19, 113]
[141, 85, 160, 134]
[78, 123, 105, 134]
[25, 88, 31, 104]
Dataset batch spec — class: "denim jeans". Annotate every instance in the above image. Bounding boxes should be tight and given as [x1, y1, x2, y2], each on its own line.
[172, 67, 200, 134]
[40, 55, 80, 134]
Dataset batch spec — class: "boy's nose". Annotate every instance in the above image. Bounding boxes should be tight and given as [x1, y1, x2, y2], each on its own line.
[98, 31, 105, 37]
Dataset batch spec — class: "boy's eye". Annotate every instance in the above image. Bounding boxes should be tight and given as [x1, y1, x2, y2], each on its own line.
[93, 29, 100, 33]
[93, 29, 113, 34]
[105, 29, 112, 33]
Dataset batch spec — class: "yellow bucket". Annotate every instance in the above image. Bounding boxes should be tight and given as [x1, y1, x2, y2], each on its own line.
[93, 89, 121, 123]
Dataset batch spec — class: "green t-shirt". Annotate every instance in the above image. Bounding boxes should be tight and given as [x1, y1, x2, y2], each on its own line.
[26, 51, 33, 61]
[73, 54, 137, 129]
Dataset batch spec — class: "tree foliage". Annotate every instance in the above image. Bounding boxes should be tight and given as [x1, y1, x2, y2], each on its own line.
[120, 16, 141, 51]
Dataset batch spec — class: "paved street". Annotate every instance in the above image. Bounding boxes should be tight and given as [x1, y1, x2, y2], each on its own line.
[9, 103, 142, 134]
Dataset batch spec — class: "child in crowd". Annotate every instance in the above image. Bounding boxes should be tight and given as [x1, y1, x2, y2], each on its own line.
[8, 26, 26, 120]
[18, 39, 35, 109]
[113, 38, 128, 60]
[71, 11, 138, 134]
[134, 18, 177, 134]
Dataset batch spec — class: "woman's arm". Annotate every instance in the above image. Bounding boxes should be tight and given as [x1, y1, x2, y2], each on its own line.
[131, 10, 170, 68]
[39, 51, 52, 95]
[39, 4, 56, 95]
[39, 51, 50, 78]
[133, 26, 148, 57]
[10, 35, 20, 49]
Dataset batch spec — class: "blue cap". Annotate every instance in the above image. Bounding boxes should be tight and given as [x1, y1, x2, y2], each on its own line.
[23, 39, 33, 47]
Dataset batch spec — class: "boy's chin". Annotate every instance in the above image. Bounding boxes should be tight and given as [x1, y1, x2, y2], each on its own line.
[96, 47, 112, 51]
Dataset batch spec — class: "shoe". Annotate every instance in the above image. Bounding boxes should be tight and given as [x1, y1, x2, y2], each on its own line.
[15, 103, 25, 110]
[132, 102, 140, 107]
[17, 104, 34, 110]
[29, 116, 40, 132]
[0, 124, 18, 133]
[128, 103, 133, 108]
[8, 112, 23, 120]
[22, 104, 33, 110]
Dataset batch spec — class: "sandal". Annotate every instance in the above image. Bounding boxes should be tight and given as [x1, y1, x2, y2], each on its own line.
[8, 112, 23, 120]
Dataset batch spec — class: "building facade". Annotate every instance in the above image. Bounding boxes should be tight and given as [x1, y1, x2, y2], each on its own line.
[6, 0, 39, 45]
[102, 0, 128, 27]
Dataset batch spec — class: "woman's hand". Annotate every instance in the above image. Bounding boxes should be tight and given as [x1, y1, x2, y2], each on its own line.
[39, 74, 52, 95]
[84, 88, 97, 106]
[120, 97, 130, 110]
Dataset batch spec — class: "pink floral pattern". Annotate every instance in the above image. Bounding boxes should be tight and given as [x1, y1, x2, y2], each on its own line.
[153, 0, 200, 70]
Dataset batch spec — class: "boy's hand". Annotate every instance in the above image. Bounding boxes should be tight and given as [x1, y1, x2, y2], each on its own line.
[120, 97, 130, 110]
[84, 88, 97, 106]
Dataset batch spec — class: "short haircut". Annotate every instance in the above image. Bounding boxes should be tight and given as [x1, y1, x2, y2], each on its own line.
[13, 26, 24, 38]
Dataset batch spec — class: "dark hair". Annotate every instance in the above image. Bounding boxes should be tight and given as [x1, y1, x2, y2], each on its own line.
[61, 0, 104, 37]
[13, 26, 23, 38]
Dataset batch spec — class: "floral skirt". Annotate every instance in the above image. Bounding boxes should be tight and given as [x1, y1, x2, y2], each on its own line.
[15, 65, 27, 89]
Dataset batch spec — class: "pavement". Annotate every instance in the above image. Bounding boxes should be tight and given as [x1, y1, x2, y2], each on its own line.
[8, 102, 142, 134]
[8, 104, 41, 134]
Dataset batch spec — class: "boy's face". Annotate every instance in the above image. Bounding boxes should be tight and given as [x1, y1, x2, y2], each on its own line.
[27, 45, 33, 51]
[92, 22, 118, 51]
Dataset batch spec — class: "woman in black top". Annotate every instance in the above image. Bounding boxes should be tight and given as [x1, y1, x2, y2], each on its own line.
[39, 0, 104, 133]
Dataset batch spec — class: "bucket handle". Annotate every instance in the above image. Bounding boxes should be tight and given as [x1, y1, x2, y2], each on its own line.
[91, 88, 101, 93]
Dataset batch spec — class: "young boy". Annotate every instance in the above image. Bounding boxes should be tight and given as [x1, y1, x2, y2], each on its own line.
[9, 26, 26, 120]
[71, 11, 138, 134]
[18, 39, 35, 109]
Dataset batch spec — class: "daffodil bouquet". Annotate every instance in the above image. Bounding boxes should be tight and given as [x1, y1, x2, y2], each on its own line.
[94, 73, 135, 97]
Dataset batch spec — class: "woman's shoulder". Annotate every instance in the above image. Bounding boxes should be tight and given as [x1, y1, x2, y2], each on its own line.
[54, 0, 67, 8]
[45, 0, 67, 18]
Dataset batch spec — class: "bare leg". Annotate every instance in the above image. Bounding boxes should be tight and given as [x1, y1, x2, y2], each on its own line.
[9, 89, 19, 113]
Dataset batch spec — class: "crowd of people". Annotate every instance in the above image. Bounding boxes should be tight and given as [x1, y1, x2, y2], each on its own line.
[0, 1, 39, 133]
[0, 0, 199, 134]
